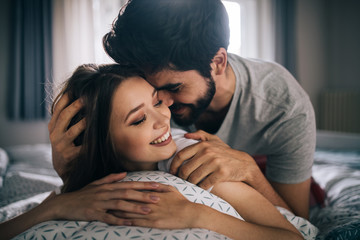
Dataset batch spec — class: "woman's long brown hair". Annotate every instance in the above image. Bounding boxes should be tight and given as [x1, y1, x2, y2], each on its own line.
[52, 64, 144, 193]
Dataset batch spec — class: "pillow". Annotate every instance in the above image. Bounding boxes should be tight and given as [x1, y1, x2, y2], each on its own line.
[121, 171, 242, 220]
[15, 171, 318, 240]
[0, 148, 9, 176]
[0, 145, 62, 207]
[0, 148, 9, 188]
[15, 171, 239, 240]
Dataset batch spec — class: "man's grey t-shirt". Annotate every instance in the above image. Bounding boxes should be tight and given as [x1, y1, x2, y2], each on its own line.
[171, 54, 316, 184]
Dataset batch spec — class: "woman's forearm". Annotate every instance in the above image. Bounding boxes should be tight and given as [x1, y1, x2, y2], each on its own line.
[0, 193, 57, 240]
[192, 204, 302, 240]
[245, 162, 291, 211]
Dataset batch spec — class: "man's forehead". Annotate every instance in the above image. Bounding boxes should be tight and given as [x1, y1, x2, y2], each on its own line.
[145, 70, 182, 88]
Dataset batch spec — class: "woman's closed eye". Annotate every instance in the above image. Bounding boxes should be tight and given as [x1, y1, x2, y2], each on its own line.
[131, 115, 146, 126]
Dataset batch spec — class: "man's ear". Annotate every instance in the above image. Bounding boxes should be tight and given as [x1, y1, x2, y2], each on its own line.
[211, 48, 228, 75]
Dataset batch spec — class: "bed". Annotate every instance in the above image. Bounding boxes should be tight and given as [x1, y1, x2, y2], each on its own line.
[309, 130, 360, 239]
[0, 130, 359, 240]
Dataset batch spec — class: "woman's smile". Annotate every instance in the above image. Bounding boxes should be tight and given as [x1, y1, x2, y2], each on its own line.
[150, 131, 172, 146]
[110, 76, 177, 166]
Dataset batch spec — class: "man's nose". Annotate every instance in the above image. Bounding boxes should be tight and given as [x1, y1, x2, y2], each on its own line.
[157, 91, 174, 107]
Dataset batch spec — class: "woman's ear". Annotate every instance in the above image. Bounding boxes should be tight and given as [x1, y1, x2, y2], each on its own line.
[211, 48, 228, 75]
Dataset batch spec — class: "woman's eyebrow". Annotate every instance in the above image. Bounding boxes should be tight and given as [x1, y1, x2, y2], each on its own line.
[125, 89, 156, 123]
[125, 103, 145, 122]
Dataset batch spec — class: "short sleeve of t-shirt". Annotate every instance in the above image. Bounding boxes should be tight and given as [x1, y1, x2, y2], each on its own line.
[170, 55, 316, 184]
[221, 55, 316, 184]
[262, 96, 316, 183]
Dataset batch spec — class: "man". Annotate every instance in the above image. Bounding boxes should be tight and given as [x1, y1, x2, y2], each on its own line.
[50, 0, 315, 219]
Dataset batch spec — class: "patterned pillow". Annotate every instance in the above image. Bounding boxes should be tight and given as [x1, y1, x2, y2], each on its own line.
[15, 171, 239, 240]
[121, 171, 242, 220]
[15, 171, 318, 240]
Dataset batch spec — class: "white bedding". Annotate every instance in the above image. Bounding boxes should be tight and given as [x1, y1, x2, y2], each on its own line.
[309, 149, 360, 239]
[2, 143, 357, 239]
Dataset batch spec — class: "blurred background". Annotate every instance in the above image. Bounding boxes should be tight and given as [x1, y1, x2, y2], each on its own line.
[0, 0, 359, 147]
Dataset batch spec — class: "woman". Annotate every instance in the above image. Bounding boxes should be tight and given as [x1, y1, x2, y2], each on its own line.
[1, 64, 304, 240]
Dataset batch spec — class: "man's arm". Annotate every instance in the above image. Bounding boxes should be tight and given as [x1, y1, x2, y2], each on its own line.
[170, 130, 310, 218]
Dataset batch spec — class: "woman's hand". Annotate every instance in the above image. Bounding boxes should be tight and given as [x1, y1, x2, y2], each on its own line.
[48, 93, 85, 179]
[49, 173, 162, 225]
[111, 185, 199, 229]
[0, 173, 163, 240]
[116, 182, 302, 240]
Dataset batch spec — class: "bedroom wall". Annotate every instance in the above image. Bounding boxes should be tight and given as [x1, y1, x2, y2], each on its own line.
[296, 0, 327, 124]
[326, 0, 360, 90]
[0, 0, 50, 147]
[296, 0, 360, 131]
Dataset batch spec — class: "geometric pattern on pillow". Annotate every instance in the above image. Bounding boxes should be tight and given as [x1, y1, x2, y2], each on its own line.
[14, 171, 319, 240]
[14, 171, 238, 240]
[122, 171, 242, 220]
[277, 207, 319, 240]
[15, 220, 231, 240]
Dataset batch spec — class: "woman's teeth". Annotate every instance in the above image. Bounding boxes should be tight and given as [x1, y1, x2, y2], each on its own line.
[151, 131, 170, 144]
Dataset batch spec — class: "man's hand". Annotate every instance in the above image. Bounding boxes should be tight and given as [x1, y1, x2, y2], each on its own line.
[170, 130, 258, 190]
[48, 93, 85, 179]
[171, 130, 303, 216]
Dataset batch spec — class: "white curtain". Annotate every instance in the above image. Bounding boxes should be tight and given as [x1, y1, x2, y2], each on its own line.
[222, 0, 276, 61]
[235, 0, 276, 61]
[231, 0, 296, 76]
[52, 0, 126, 94]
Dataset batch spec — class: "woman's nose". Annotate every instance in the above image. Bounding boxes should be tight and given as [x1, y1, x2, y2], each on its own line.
[153, 108, 170, 129]
[157, 91, 174, 107]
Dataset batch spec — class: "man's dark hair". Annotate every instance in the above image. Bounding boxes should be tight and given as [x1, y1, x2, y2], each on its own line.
[103, 0, 230, 78]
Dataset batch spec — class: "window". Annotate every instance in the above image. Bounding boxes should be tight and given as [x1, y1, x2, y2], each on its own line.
[222, 1, 242, 55]
[222, 0, 275, 61]
[92, 0, 126, 64]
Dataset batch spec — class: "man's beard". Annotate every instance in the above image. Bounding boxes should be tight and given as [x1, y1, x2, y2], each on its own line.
[170, 77, 216, 126]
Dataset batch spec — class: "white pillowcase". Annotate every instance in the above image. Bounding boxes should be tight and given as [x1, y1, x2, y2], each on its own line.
[16, 171, 240, 240]
[121, 171, 243, 220]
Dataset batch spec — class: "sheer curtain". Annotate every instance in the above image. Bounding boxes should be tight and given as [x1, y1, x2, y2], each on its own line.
[52, 0, 126, 94]
[226, 0, 296, 77]
[274, 0, 297, 77]
[255, 0, 297, 77]
[223, 0, 276, 61]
